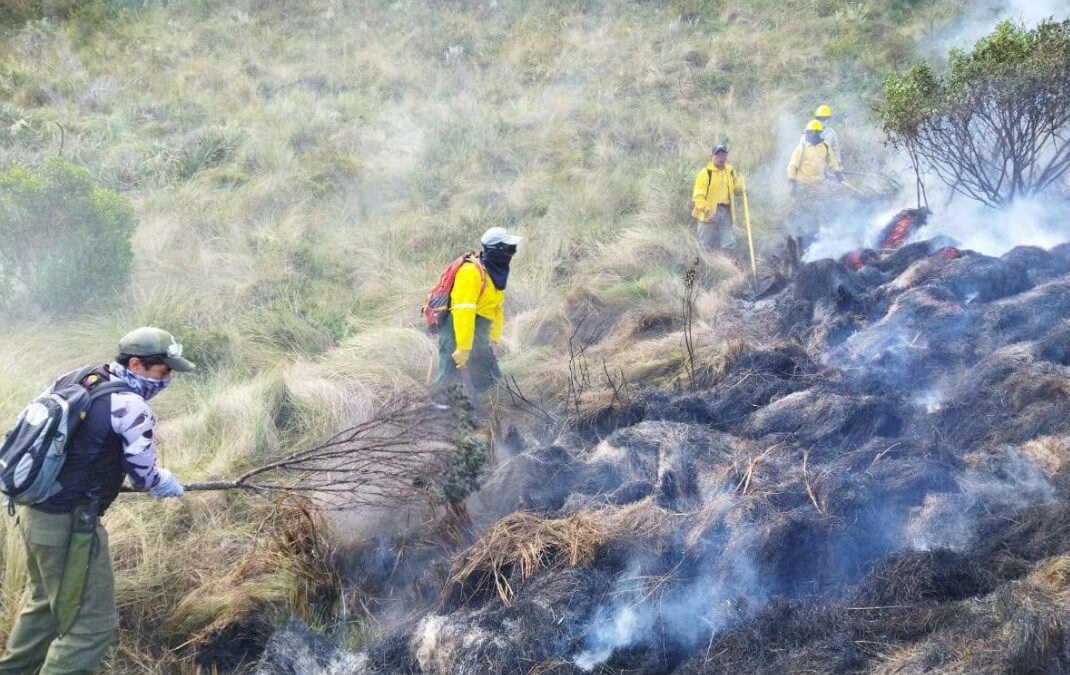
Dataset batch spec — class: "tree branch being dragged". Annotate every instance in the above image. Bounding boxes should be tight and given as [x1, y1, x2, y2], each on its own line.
[132, 394, 475, 510]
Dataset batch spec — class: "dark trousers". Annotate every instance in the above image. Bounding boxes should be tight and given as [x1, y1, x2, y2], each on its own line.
[436, 313, 502, 392]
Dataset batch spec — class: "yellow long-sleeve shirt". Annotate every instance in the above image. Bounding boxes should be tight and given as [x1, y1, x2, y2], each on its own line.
[450, 261, 504, 351]
[787, 141, 841, 184]
[692, 163, 744, 222]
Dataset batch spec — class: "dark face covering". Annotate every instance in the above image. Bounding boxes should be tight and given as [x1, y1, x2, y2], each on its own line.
[805, 130, 823, 145]
[480, 244, 516, 290]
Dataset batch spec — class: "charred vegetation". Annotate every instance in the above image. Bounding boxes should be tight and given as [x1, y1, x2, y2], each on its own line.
[252, 237, 1070, 674]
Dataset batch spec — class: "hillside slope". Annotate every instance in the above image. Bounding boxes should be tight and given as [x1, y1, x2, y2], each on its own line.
[0, 0, 1024, 671]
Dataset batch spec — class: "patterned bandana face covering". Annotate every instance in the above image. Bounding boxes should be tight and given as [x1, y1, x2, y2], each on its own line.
[111, 363, 171, 400]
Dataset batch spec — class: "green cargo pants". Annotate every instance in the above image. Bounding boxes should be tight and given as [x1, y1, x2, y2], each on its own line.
[0, 507, 117, 675]
[435, 313, 502, 393]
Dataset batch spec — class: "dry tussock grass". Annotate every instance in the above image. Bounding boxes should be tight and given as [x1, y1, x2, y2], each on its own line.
[449, 500, 670, 606]
[1022, 436, 1070, 476]
[1027, 555, 1070, 593]
[167, 496, 342, 646]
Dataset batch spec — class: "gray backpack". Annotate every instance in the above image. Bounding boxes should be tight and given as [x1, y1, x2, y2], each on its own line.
[0, 366, 130, 512]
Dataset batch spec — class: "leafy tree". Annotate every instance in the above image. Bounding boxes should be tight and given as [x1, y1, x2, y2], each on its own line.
[876, 19, 1070, 207]
[0, 159, 136, 309]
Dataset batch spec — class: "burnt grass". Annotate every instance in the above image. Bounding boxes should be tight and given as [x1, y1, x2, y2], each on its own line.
[255, 240, 1070, 675]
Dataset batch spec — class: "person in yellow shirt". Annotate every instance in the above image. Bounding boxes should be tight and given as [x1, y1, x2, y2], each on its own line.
[787, 120, 844, 250]
[436, 227, 520, 392]
[787, 119, 843, 188]
[692, 144, 746, 252]
[798, 105, 841, 163]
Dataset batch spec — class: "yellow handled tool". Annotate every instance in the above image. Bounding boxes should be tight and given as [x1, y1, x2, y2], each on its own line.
[742, 189, 758, 289]
[840, 179, 862, 194]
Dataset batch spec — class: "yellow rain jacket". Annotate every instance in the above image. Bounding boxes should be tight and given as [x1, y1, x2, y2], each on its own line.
[450, 261, 504, 351]
[692, 163, 744, 223]
[787, 141, 841, 184]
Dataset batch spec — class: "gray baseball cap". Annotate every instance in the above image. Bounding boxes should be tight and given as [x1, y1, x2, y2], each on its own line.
[480, 227, 521, 247]
[118, 327, 195, 372]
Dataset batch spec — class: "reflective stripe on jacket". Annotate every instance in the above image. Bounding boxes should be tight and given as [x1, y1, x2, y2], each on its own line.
[450, 262, 504, 351]
[692, 163, 744, 223]
[787, 142, 841, 184]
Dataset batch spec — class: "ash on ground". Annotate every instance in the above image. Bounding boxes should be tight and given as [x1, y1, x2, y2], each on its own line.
[257, 240, 1070, 675]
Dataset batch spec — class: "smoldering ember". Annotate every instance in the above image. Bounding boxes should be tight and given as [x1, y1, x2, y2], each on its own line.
[251, 236, 1070, 675]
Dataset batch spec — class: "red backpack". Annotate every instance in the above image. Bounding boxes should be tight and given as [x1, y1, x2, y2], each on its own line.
[422, 253, 487, 334]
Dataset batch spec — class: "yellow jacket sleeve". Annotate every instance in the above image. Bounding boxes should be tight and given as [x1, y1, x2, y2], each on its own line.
[490, 299, 504, 344]
[692, 169, 711, 219]
[450, 263, 482, 351]
[787, 145, 803, 181]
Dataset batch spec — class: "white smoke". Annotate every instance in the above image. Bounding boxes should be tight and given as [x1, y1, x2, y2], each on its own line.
[802, 203, 901, 262]
[926, 0, 1070, 55]
[911, 196, 1070, 257]
[571, 493, 760, 671]
[806, 190, 1070, 263]
[906, 447, 1056, 550]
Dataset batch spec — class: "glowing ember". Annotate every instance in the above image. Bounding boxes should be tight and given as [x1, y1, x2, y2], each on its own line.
[882, 215, 914, 249]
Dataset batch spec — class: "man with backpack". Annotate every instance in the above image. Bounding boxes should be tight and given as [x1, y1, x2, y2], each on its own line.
[0, 327, 192, 675]
[691, 144, 746, 253]
[424, 227, 520, 396]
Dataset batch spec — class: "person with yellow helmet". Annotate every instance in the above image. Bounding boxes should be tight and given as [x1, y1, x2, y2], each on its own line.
[811, 104, 840, 159]
[786, 119, 844, 250]
[787, 119, 843, 188]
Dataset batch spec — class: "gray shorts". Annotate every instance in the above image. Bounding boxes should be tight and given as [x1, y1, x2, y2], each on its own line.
[696, 205, 737, 251]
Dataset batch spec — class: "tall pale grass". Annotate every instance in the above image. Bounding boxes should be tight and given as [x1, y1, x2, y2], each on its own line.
[0, 0, 968, 668]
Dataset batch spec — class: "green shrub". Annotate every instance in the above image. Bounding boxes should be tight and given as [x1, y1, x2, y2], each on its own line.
[0, 159, 136, 309]
[876, 19, 1070, 206]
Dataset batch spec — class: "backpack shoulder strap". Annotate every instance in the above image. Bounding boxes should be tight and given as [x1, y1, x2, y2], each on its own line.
[88, 380, 133, 401]
[50, 365, 98, 394]
[463, 253, 488, 295]
[705, 168, 713, 199]
[80, 365, 133, 401]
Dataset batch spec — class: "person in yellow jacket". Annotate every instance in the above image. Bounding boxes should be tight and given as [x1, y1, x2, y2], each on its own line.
[798, 105, 841, 162]
[692, 144, 746, 252]
[436, 227, 520, 392]
[787, 120, 844, 249]
[787, 120, 843, 188]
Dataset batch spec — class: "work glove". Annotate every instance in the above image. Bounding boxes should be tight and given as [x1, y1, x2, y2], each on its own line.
[834, 171, 844, 183]
[452, 349, 471, 368]
[150, 468, 185, 499]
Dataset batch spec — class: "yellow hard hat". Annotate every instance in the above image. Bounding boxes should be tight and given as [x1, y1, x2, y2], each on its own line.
[805, 119, 824, 132]
[815, 104, 832, 117]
